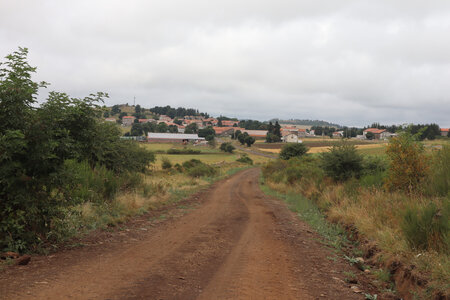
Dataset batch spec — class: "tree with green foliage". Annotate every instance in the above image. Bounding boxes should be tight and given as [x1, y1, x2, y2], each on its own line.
[168, 124, 178, 133]
[232, 130, 241, 140]
[198, 126, 215, 138]
[279, 143, 308, 160]
[130, 123, 144, 136]
[320, 142, 363, 181]
[220, 142, 235, 153]
[385, 132, 429, 193]
[365, 131, 375, 140]
[156, 122, 168, 133]
[238, 132, 248, 145]
[111, 105, 121, 115]
[245, 135, 256, 147]
[184, 123, 198, 134]
[0, 48, 155, 252]
[135, 104, 141, 114]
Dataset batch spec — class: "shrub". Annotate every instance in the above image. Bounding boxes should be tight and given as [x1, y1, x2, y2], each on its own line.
[426, 145, 450, 197]
[161, 157, 172, 169]
[279, 143, 308, 160]
[220, 142, 235, 153]
[186, 164, 217, 178]
[181, 159, 217, 178]
[385, 133, 429, 193]
[174, 163, 183, 172]
[236, 154, 253, 165]
[182, 159, 203, 169]
[401, 202, 449, 252]
[166, 148, 201, 155]
[320, 142, 363, 181]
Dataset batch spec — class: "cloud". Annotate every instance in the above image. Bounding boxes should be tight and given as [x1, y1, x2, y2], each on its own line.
[1, 0, 449, 127]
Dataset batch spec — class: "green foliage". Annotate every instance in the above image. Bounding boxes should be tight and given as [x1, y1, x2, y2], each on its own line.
[244, 135, 255, 147]
[426, 146, 450, 197]
[385, 133, 428, 193]
[220, 142, 235, 153]
[236, 154, 253, 165]
[161, 157, 172, 169]
[237, 132, 248, 145]
[266, 121, 282, 143]
[184, 123, 198, 134]
[166, 148, 201, 155]
[156, 122, 168, 133]
[279, 143, 308, 160]
[401, 202, 449, 253]
[263, 157, 324, 185]
[111, 105, 121, 115]
[0, 48, 154, 252]
[320, 142, 363, 181]
[198, 126, 215, 138]
[130, 123, 144, 136]
[181, 159, 217, 178]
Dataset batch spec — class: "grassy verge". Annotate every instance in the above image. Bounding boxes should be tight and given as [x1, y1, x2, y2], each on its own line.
[259, 175, 350, 251]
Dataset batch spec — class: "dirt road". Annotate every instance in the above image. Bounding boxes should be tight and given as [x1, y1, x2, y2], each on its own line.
[0, 168, 369, 299]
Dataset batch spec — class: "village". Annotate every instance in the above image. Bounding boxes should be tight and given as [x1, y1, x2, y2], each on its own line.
[104, 105, 450, 145]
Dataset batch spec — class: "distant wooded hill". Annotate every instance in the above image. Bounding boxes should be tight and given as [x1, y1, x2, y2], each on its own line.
[269, 119, 341, 128]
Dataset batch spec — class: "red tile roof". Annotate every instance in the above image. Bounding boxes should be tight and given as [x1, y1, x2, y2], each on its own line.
[122, 116, 135, 119]
[441, 128, 449, 132]
[364, 128, 386, 134]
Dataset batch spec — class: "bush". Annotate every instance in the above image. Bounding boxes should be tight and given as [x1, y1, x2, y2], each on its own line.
[385, 133, 429, 193]
[187, 164, 217, 178]
[181, 159, 217, 178]
[279, 143, 308, 160]
[426, 145, 450, 197]
[161, 157, 172, 169]
[220, 142, 235, 153]
[166, 148, 201, 155]
[236, 154, 253, 165]
[320, 142, 363, 181]
[402, 202, 449, 252]
[182, 159, 203, 169]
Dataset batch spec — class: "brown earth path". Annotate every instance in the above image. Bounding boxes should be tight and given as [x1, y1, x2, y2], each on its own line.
[0, 168, 371, 300]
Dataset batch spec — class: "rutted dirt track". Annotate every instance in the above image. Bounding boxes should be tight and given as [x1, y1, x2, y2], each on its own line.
[0, 168, 368, 299]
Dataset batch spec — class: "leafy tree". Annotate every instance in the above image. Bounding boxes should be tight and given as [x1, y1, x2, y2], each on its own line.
[320, 142, 363, 181]
[130, 123, 144, 136]
[0, 48, 155, 252]
[279, 143, 308, 160]
[168, 125, 178, 133]
[111, 105, 121, 115]
[198, 126, 215, 138]
[365, 131, 375, 140]
[244, 135, 256, 147]
[238, 132, 248, 145]
[156, 122, 168, 133]
[220, 142, 235, 153]
[135, 104, 141, 114]
[184, 123, 198, 134]
[385, 132, 429, 193]
[273, 121, 282, 140]
[218, 119, 223, 127]
[103, 111, 110, 118]
[119, 112, 127, 119]
[142, 122, 156, 135]
[232, 130, 241, 140]
[173, 118, 183, 125]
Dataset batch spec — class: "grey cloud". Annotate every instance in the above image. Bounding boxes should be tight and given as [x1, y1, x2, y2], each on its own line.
[1, 0, 449, 127]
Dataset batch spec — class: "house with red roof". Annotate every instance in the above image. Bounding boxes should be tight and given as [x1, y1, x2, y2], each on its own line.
[122, 116, 136, 126]
[440, 128, 449, 137]
[363, 128, 390, 140]
[221, 120, 239, 127]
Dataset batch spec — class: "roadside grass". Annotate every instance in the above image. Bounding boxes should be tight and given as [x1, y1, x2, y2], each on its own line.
[259, 176, 351, 252]
[260, 156, 450, 298]
[28, 158, 253, 254]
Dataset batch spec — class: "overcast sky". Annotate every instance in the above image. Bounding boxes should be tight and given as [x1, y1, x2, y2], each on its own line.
[1, 0, 449, 127]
